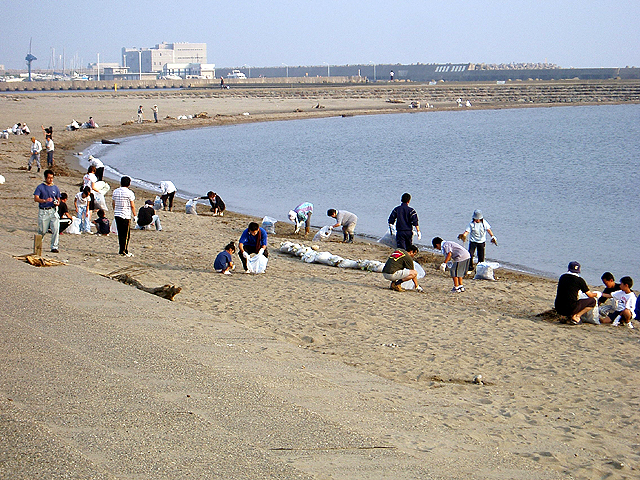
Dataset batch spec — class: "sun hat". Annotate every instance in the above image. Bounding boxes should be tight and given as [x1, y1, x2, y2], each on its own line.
[568, 261, 581, 274]
[472, 209, 483, 220]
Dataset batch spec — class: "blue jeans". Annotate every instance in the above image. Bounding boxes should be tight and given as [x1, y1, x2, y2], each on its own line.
[77, 206, 91, 233]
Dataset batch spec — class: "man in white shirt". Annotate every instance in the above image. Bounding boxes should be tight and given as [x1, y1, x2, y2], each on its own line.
[88, 155, 105, 181]
[112, 176, 136, 257]
[28, 137, 42, 172]
[159, 180, 177, 211]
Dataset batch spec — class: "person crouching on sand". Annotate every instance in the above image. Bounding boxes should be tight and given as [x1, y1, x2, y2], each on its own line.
[214, 242, 236, 274]
[382, 244, 423, 292]
[432, 237, 471, 293]
[554, 261, 600, 325]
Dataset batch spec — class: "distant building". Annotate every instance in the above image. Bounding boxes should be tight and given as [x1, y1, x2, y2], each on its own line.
[162, 63, 216, 79]
[122, 42, 207, 74]
[87, 62, 120, 78]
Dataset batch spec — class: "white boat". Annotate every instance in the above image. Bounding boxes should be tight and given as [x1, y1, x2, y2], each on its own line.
[226, 69, 246, 79]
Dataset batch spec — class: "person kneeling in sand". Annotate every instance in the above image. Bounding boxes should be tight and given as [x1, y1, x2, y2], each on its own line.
[214, 242, 236, 274]
[600, 276, 636, 328]
[382, 244, 422, 292]
[135, 200, 162, 231]
[238, 222, 268, 272]
[93, 209, 111, 235]
[432, 237, 471, 293]
[554, 261, 600, 325]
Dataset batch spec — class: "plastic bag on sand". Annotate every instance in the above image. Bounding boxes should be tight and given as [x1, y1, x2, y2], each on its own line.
[301, 251, 318, 263]
[110, 219, 118, 234]
[154, 196, 163, 210]
[378, 226, 397, 248]
[402, 262, 426, 290]
[94, 181, 110, 196]
[186, 198, 198, 215]
[338, 259, 359, 269]
[314, 252, 333, 265]
[247, 253, 268, 273]
[93, 192, 108, 211]
[262, 216, 277, 234]
[313, 225, 332, 242]
[66, 217, 81, 235]
[578, 292, 601, 324]
[279, 241, 295, 253]
[474, 262, 500, 281]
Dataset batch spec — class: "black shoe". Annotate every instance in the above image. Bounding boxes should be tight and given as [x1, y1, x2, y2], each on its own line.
[37, 168, 40, 172]
[51, 249, 59, 253]
[28, 166, 31, 171]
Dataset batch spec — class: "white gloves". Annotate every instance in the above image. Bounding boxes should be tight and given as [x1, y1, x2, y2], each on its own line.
[258, 247, 265, 256]
[389, 224, 394, 234]
[415, 286, 424, 293]
[440, 263, 447, 272]
[416, 231, 422, 240]
[242, 251, 249, 259]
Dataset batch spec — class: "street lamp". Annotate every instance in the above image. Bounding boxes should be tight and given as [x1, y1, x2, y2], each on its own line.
[369, 61, 376, 82]
[97, 53, 100, 81]
[243, 64, 251, 78]
[138, 50, 142, 80]
[282, 63, 288, 78]
[323, 62, 330, 77]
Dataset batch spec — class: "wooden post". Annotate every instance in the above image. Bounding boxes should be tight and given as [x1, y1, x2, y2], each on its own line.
[33, 234, 42, 256]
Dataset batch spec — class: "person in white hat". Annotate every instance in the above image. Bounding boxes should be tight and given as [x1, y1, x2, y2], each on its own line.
[152, 104, 159, 123]
[288, 202, 313, 235]
[458, 209, 497, 272]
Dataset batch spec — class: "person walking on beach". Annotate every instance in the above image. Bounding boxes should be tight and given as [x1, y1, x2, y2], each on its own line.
[432, 237, 471, 293]
[388, 193, 421, 250]
[112, 176, 136, 257]
[152, 104, 158, 123]
[289, 202, 313, 235]
[238, 222, 268, 271]
[554, 261, 599, 325]
[458, 209, 497, 272]
[327, 209, 358, 243]
[160, 180, 177, 211]
[382, 244, 422, 292]
[33, 169, 61, 253]
[137, 105, 143, 124]
[41, 126, 54, 167]
[28, 136, 42, 172]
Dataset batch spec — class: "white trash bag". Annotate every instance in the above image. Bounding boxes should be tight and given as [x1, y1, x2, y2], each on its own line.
[247, 253, 268, 274]
[378, 225, 397, 248]
[474, 262, 500, 281]
[94, 181, 110, 196]
[93, 191, 108, 211]
[66, 216, 81, 235]
[313, 225, 333, 242]
[578, 292, 601, 324]
[262, 216, 278, 234]
[153, 195, 163, 210]
[402, 262, 426, 290]
[186, 198, 198, 215]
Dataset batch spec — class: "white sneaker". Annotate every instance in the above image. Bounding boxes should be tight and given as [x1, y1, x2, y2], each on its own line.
[627, 322, 634, 329]
[219, 212, 224, 216]
[612, 315, 621, 326]
[415, 286, 424, 293]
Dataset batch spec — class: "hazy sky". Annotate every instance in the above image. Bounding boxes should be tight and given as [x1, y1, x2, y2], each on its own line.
[2, 1, 638, 70]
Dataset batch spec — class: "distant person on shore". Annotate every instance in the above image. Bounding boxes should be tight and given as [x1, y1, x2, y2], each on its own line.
[327, 208, 358, 243]
[135, 200, 162, 231]
[382, 245, 422, 292]
[152, 105, 158, 123]
[600, 276, 636, 328]
[458, 209, 497, 272]
[432, 237, 471, 293]
[137, 105, 143, 124]
[93, 209, 111, 235]
[57, 192, 73, 233]
[220, 77, 225, 89]
[200, 191, 225, 216]
[28, 136, 42, 172]
[288, 202, 313, 235]
[75, 186, 93, 233]
[21, 123, 30, 135]
[388, 193, 420, 249]
[238, 222, 268, 271]
[214, 242, 236, 274]
[42, 125, 54, 167]
[33, 169, 60, 253]
[112, 176, 135, 257]
[88, 155, 105, 182]
[390, 70, 394, 81]
[554, 261, 599, 325]
[12, 123, 22, 135]
[87, 117, 96, 128]
[160, 180, 177, 211]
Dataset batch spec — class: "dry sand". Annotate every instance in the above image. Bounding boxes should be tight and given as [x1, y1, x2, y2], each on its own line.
[1, 88, 639, 479]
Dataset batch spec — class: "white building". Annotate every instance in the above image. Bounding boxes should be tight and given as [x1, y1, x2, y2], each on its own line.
[162, 63, 216, 79]
[122, 42, 207, 74]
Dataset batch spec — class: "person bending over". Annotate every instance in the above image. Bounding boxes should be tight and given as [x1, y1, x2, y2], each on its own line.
[238, 222, 268, 271]
[432, 237, 471, 293]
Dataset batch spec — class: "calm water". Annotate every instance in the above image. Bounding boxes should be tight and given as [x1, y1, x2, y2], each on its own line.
[83, 104, 640, 284]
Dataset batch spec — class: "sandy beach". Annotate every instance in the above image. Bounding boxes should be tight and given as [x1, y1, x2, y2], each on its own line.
[1, 86, 639, 479]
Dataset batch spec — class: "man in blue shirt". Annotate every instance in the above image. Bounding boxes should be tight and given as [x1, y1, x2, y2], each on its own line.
[238, 222, 268, 271]
[388, 193, 421, 250]
[33, 169, 61, 253]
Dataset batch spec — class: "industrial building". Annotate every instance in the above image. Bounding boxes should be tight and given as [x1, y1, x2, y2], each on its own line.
[122, 42, 207, 74]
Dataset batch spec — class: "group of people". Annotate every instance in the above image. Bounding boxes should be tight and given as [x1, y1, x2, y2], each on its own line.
[137, 105, 159, 123]
[27, 125, 56, 172]
[554, 263, 637, 328]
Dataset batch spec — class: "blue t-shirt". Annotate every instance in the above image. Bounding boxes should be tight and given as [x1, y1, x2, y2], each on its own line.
[214, 250, 232, 270]
[33, 183, 60, 209]
[239, 227, 268, 248]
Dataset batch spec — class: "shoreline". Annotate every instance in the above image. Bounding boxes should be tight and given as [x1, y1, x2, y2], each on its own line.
[2, 86, 640, 479]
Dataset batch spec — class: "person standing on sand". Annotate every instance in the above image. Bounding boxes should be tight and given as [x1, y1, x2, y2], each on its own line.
[112, 176, 136, 257]
[327, 208, 357, 243]
[137, 105, 143, 124]
[152, 105, 158, 123]
[42, 126, 54, 167]
[388, 193, 421, 250]
[554, 261, 599, 325]
[432, 237, 470, 293]
[382, 245, 422, 292]
[28, 137, 42, 172]
[88, 155, 105, 182]
[33, 169, 61, 253]
[458, 209, 497, 272]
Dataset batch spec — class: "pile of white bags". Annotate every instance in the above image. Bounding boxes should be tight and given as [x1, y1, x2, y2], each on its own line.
[186, 198, 198, 215]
